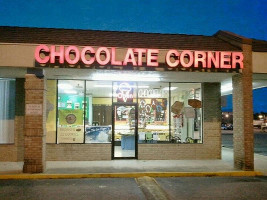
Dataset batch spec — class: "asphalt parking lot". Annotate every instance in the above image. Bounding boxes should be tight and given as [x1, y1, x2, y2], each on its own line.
[1, 177, 267, 200]
[0, 178, 146, 200]
[156, 176, 267, 200]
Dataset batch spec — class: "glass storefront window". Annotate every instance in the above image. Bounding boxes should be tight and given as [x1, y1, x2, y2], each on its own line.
[57, 80, 85, 143]
[0, 78, 15, 144]
[85, 81, 112, 143]
[45, 79, 203, 145]
[138, 82, 170, 143]
[170, 83, 202, 143]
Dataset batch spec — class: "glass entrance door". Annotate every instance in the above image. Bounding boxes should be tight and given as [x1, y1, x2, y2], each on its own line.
[112, 103, 137, 159]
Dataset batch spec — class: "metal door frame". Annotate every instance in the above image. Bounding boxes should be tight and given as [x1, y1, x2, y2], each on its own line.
[112, 102, 138, 159]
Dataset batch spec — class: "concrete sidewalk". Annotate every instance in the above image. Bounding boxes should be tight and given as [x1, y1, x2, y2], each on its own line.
[0, 148, 266, 177]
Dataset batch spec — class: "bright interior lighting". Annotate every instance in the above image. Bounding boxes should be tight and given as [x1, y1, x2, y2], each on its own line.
[64, 90, 77, 94]
[162, 87, 177, 91]
[94, 84, 149, 88]
[92, 73, 160, 82]
[221, 83, 232, 93]
[148, 94, 162, 98]
[137, 85, 149, 88]
[0, 78, 14, 80]
[58, 83, 73, 90]
[94, 85, 112, 88]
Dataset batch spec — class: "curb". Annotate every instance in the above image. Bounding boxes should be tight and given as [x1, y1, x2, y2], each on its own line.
[0, 171, 263, 180]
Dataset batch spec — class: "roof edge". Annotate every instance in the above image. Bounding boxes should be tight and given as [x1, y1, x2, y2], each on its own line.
[214, 30, 252, 45]
[0, 25, 215, 38]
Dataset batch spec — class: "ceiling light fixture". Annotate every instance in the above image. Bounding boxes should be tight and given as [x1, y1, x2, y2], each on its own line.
[162, 87, 178, 91]
[58, 83, 73, 90]
[94, 85, 113, 88]
[92, 73, 160, 82]
[64, 90, 77, 94]
[221, 83, 233, 93]
[94, 84, 149, 88]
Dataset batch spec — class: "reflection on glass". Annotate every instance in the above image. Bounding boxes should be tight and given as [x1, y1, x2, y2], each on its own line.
[114, 105, 136, 158]
[85, 81, 112, 143]
[0, 79, 15, 144]
[138, 82, 170, 143]
[46, 80, 57, 143]
[57, 80, 85, 143]
[170, 83, 202, 143]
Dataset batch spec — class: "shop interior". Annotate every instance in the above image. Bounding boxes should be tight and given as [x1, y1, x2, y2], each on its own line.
[45, 79, 202, 158]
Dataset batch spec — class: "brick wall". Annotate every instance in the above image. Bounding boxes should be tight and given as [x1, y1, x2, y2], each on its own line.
[233, 44, 254, 170]
[46, 144, 111, 161]
[215, 32, 254, 170]
[23, 74, 46, 173]
[139, 83, 221, 160]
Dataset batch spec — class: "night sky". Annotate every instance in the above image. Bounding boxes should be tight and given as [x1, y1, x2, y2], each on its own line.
[0, 0, 266, 40]
[0, 0, 266, 112]
[222, 87, 267, 113]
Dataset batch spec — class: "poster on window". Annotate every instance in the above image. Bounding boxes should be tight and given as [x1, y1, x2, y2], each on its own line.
[58, 109, 83, 125]
[139, 98, 167, 124]
[116, 106, 130, 121]
[85, 126, 111, 143]
[57, 126, 84, 143]
[57, 109, 84, 143]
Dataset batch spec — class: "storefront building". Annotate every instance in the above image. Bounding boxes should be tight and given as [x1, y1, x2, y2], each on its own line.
[0, 26, 266, 173]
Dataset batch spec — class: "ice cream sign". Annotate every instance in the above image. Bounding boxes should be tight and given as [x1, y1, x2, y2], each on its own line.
[35, 45, 244, 69]
[116, 82, 134, 103]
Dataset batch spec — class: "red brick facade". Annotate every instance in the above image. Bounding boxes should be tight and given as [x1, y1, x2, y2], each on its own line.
[23, 74, 46, 173]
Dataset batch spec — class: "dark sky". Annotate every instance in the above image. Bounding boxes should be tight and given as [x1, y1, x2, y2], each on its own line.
[0, 0, 266, 40]
[222, 87, 267, 113]
[0, 0, 266, 112]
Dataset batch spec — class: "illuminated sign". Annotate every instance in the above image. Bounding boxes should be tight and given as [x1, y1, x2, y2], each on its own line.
[35, 45, 244, 69]
[138, 88, 168, 98]
[116, 82, 134, 103]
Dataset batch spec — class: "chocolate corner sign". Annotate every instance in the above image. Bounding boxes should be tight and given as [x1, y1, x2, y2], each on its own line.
[35, 45, 243, 69]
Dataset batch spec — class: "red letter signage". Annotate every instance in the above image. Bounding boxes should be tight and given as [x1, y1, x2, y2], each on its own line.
[34, 45, 244, 70]
[35, 45, 50, 64]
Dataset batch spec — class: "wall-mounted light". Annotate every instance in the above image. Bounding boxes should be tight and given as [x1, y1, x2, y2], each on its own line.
[221, 83, 232, 93]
